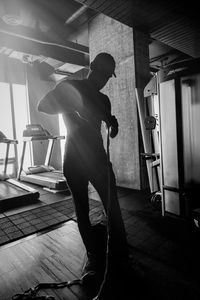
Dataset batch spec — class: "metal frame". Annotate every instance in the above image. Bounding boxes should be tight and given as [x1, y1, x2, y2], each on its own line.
[17, 134, 68, 191]
[174, 78, 185, 216]
[0, 138, 18, 175]
[0, 137, 39, 206]
[158, 58, 200, 219]
[18, 135, 65, 178]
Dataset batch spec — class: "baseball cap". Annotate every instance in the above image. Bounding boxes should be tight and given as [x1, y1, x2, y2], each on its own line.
[90, 52, 116, 77]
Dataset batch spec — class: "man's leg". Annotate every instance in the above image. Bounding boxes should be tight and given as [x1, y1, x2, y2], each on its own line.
[90, 163, 133, 300]
[65, 173, 94, 252]
[90, 162, 129, 262]
[64, 162, 102, 282]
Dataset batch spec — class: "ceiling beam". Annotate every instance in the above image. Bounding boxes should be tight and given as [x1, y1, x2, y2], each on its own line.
[0, 28, 89, 66]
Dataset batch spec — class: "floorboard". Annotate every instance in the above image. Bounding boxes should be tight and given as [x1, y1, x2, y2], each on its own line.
[0, 220, 87, 300]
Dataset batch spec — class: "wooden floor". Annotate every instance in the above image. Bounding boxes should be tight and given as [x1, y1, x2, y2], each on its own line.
[1, 187, 200, 300]
[0, 220, 87, 300]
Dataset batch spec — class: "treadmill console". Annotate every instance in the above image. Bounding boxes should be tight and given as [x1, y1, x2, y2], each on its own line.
[23, 124, 52, 137]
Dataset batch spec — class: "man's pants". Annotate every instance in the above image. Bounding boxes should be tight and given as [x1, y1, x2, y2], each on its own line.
[63, 154, 129, 264]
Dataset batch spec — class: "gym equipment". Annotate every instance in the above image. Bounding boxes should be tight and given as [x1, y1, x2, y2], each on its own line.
[135, 74, 162, 210]
[135, 87, 161, 201]
[144, 115, 156, 130]
[18, 124, 70, 193]
[0, 133, 39, 208]
[158, 58, 200, 218]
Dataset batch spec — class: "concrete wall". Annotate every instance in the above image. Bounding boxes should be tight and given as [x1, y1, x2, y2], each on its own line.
[88, 14, 141, 189]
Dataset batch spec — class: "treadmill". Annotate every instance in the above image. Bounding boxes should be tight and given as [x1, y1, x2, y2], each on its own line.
[0, 132, 39, 209]
[18, 124, 70, 193]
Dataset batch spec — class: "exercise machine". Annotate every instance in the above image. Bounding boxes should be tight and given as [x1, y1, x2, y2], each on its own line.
[158, 58, 200, 219]
[18, 124, 70, 193]
[0, 132, 39, 209]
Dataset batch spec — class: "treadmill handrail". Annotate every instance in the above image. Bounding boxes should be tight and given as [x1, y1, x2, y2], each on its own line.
[0, 138, 18, 175]
[23, 135, 65, 142]
[0, 138, 18, 144]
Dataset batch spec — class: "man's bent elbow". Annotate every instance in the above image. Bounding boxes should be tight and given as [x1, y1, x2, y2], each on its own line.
[37, 102, 43, 112]
[37, 102, 46, 113]
[37, 101, 56, 115]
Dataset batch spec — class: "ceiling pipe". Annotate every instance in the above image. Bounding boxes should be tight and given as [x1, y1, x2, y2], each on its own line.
[65, 5, 88, 25]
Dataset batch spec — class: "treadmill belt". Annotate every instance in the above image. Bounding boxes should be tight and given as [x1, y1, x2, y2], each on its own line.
[0, 182, 26, 200]
[20, 171, 68, 190]
[33, 171, 65, 180]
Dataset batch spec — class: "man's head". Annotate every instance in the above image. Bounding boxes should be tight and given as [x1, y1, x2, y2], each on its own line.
[89, 52, 116, 90]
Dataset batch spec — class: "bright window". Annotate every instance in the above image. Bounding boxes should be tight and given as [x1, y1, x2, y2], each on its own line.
[0, 82, 32, 177]
[0, 82, 14, 141]
[0, 82, 14, 175]
[12, 83, 32, 170]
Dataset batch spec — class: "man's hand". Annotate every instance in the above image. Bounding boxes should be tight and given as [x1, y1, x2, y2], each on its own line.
[109, 115, 119, 138]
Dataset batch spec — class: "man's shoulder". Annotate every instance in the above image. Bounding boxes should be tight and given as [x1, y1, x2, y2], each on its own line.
[66, 79, 90, 92]
[58, 79, 85, 87]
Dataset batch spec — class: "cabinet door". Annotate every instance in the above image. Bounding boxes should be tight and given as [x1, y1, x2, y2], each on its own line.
[181, 75, 200, 185]
[160, 79, 180, 215]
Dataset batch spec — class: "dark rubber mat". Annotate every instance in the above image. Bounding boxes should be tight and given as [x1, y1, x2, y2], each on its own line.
[0, 198, 104, 247]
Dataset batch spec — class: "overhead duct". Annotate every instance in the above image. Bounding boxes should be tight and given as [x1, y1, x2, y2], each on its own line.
[65, 5, 88, 25]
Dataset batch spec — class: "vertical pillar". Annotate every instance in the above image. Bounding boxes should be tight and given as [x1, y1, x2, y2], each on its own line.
[88, 14, 150, 190]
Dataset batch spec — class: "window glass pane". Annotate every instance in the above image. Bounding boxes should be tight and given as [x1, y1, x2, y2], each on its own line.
[0, 82, 14, 159]
[0, 160, 15, 175]
[0, 82, 13, 139]
[12, 84, 32, 169]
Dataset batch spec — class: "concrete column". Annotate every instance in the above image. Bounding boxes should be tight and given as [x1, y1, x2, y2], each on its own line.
[88, 14, 148, 189]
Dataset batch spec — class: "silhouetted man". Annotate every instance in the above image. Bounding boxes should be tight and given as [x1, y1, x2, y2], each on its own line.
[38, 52, 131, 299]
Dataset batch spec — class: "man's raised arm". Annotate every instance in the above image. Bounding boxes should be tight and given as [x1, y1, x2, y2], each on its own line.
[37, 80, 83, 115]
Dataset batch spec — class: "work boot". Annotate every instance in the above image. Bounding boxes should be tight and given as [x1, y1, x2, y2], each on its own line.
[91, 255, 135, 300]
[81, 252, 106, 297]
[92, 261, 148, 300]
[82, 223, 107, 280]
[81, 252, 104, 286]
[82, 252, 98, 277]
